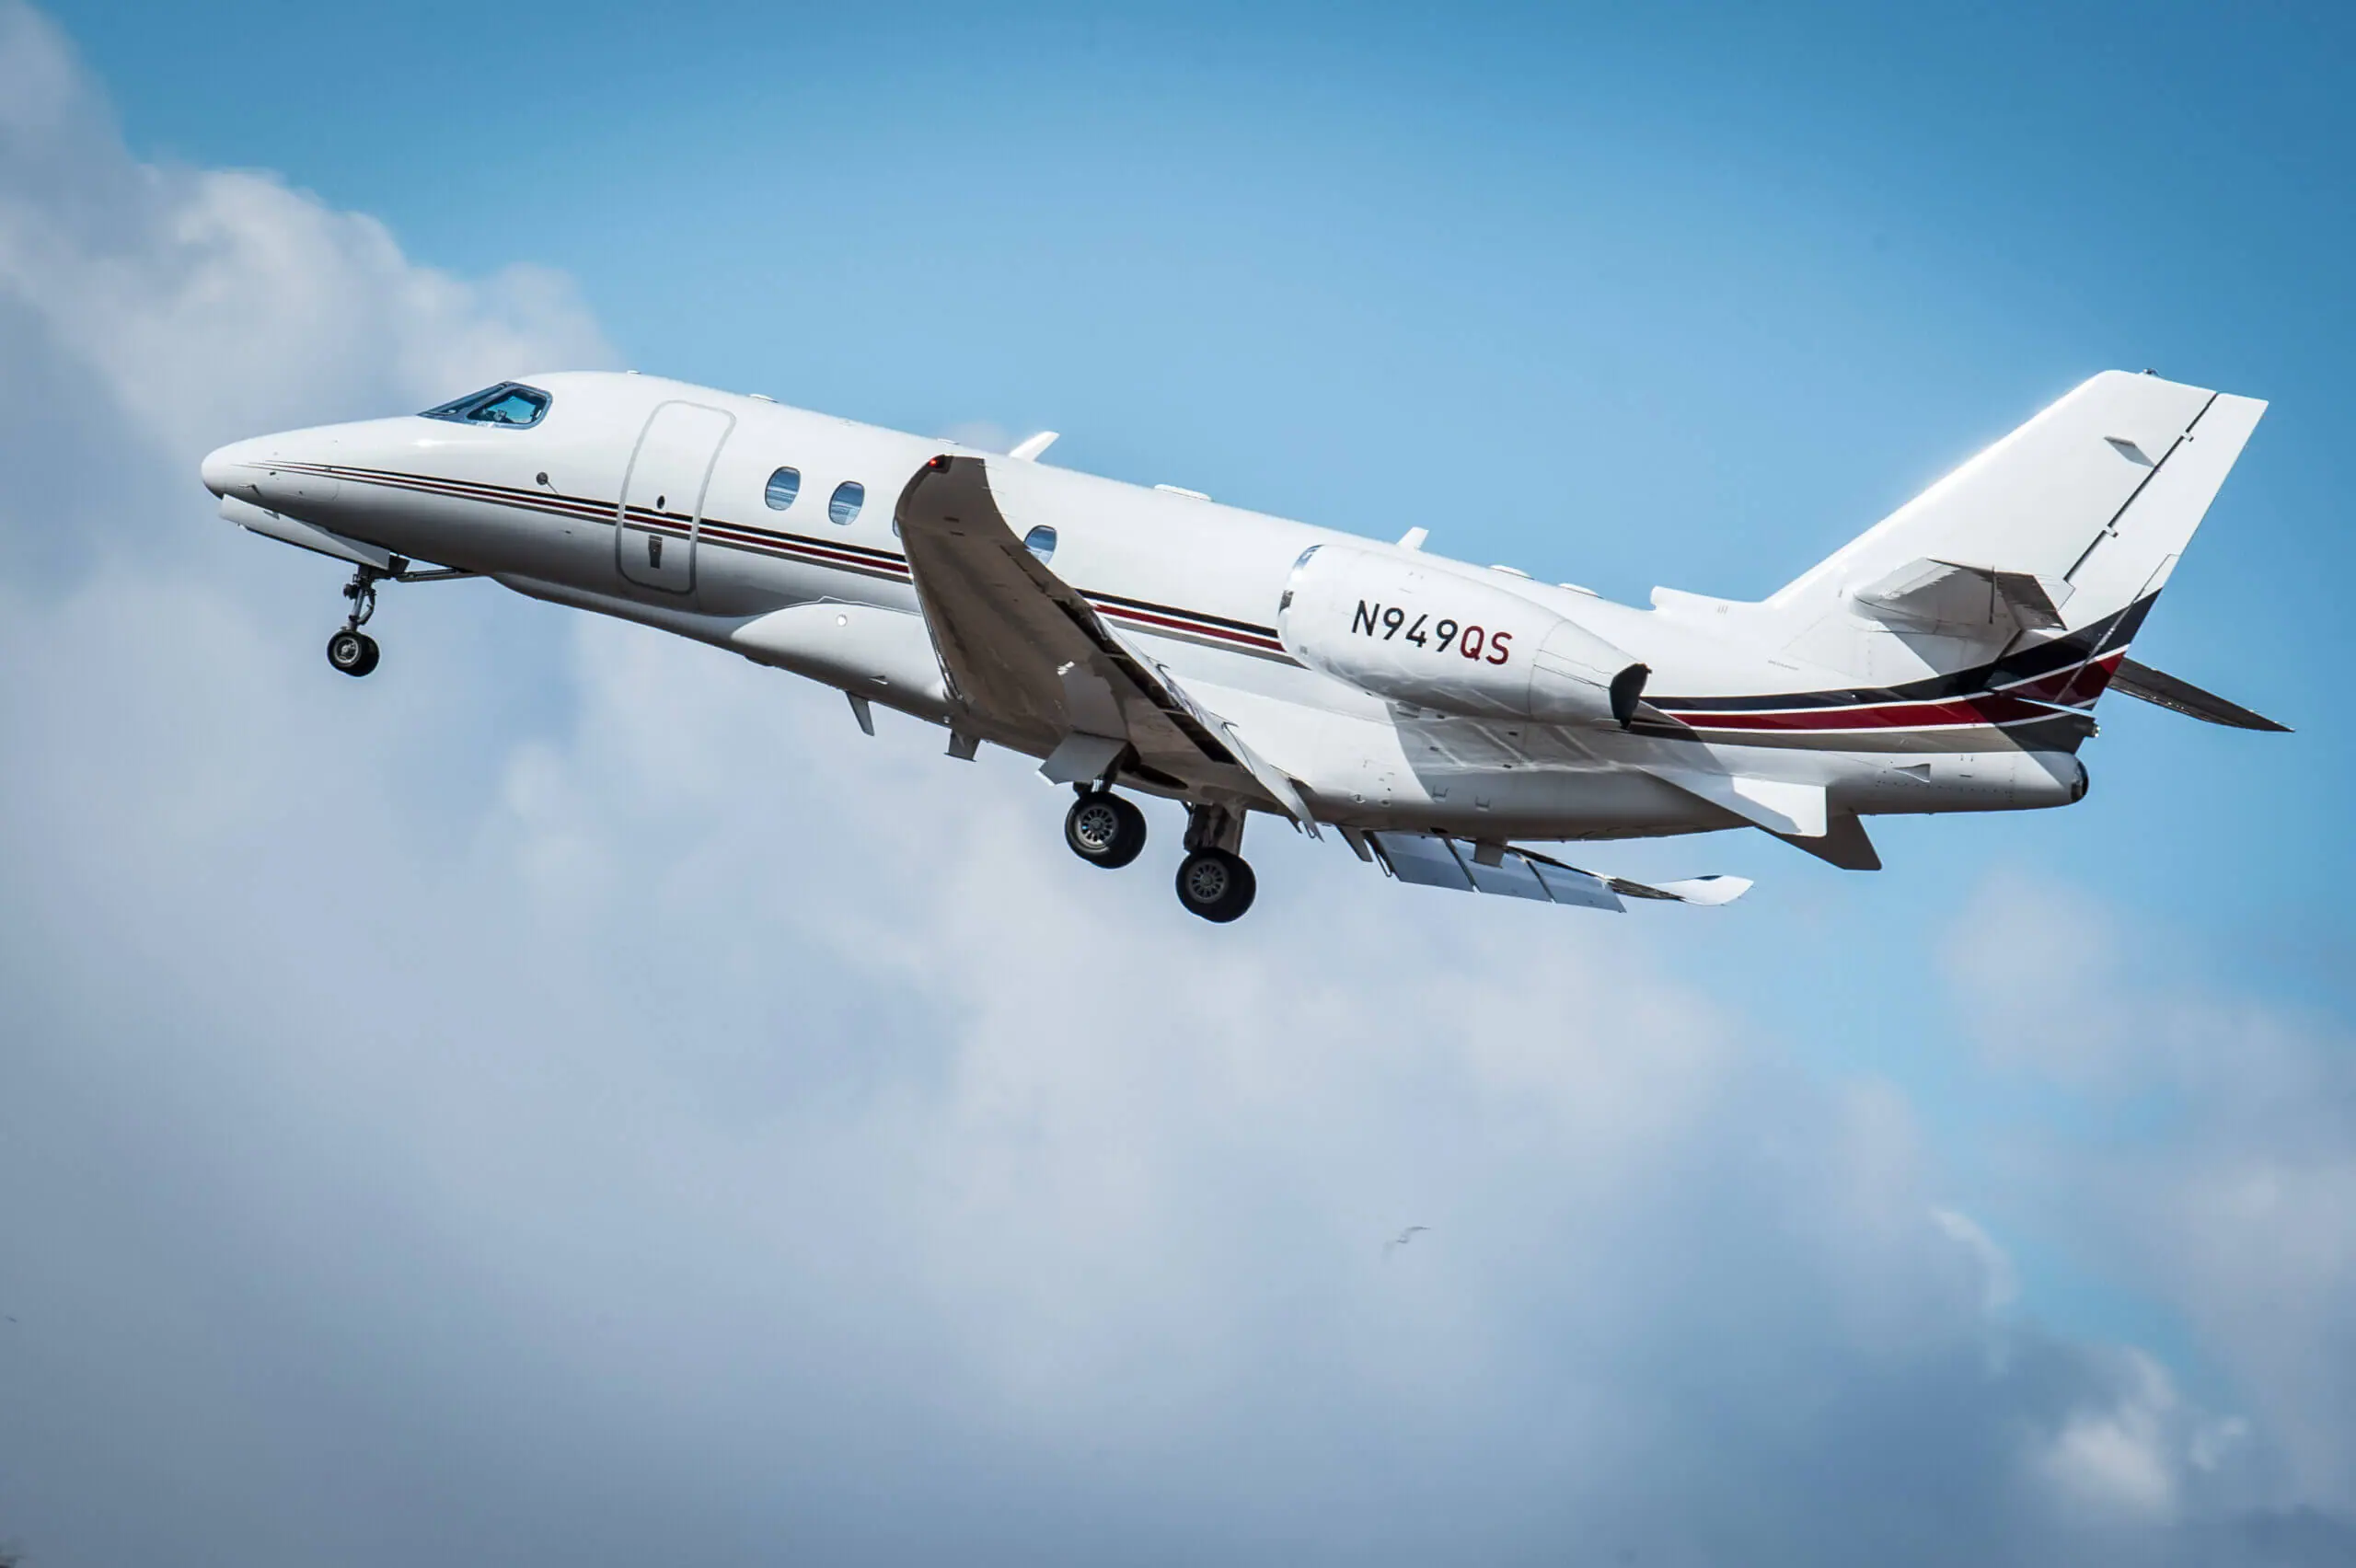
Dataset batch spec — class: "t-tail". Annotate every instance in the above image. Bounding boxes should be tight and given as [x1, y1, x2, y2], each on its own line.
[1719, 370, 2279, 740]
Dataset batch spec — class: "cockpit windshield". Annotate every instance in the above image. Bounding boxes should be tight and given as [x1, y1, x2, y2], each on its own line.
[421, 382, 551, 429]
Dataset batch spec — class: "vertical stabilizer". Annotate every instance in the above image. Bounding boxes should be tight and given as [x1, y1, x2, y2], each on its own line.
[1743, 371, 2264, 687]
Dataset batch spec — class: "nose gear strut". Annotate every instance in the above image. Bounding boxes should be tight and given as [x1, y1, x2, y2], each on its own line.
[321, 557, 479, 678]
[326, 564, 384, 676]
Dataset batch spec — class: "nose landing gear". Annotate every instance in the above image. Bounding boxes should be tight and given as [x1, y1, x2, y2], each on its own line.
[328, 565, 385, 677]
[327, 625, 380, 676]
[319, 557, 478, 678]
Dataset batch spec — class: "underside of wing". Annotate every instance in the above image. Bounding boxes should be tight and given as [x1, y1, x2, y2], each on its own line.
[1367, 834, 1750, 913]
[893, 455, 1311, 819]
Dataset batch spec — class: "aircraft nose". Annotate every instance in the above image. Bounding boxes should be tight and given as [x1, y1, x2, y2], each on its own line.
[201, 438, 263, 497]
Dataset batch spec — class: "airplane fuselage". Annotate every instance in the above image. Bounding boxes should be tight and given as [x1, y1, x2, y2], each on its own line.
[201, 371, 2099, 852]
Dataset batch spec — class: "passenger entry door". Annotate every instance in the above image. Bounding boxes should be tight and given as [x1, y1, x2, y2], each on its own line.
[618, 401, 733, 594]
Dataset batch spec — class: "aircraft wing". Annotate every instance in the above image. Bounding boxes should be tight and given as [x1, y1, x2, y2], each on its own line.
[893, 455, 1316, 826]
[1367, 833, 1750, 913]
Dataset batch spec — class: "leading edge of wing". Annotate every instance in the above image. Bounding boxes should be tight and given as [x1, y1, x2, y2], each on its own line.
[893, 455, 1316, 827]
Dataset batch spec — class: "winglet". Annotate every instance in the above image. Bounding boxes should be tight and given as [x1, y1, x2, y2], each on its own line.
[1010, 431, 1059, 461]
[1635, 874, 1753, 906]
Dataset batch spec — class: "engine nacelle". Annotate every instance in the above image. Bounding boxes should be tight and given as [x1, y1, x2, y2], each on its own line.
[1276, 544, 1647, 727]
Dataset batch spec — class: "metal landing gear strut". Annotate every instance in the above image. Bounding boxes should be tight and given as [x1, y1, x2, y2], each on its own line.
[322, 557, 478, 678]
[1174, 803, 1255, 923]
[326, 565, 384, 677]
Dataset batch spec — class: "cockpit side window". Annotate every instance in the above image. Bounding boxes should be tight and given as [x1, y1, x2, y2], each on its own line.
[421, 382, 552, 429]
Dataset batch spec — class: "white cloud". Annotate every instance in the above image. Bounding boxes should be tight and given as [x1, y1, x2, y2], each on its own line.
[0, 1, 610, 468]
[2037, 1351, 2182, 1520]
[1946, 870, 2356, 1513]
[1934, 1206, 2020, 1313]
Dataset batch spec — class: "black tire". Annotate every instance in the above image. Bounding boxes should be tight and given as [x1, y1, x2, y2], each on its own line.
[1174, 848, 1256, 923]
[328, 628, 378, 677]
[1065, 791, 1147, 869]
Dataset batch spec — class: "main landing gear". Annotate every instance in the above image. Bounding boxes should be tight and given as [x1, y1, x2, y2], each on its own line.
[321, 558, 478, 677]
[1174, 847, 1255, 924]
[1064, 787, 1149, 869]
[1063, 789, 1257, 922]
[1173, 801, 1254, 922]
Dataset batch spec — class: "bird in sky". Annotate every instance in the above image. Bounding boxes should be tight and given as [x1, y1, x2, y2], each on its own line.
[1383, 1226, 1429, 1259]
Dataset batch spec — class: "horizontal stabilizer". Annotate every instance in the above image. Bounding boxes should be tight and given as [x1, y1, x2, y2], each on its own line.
[1368, 834, 1750, 913]
[2109, 658, 2291, 732]
[1853, 558, 2072, 635]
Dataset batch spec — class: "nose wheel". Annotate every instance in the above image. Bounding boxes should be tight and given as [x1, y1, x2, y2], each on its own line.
[1064, 789, 1148, 869]
[325, 564, 386, 676]
[327, 627, 380, 676]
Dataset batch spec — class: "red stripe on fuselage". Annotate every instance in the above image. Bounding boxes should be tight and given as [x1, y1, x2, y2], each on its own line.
[1094, 603, 1288, 652]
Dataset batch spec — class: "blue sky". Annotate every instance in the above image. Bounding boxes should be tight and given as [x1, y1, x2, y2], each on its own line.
[67, 0, 2348, 899]
[4, 4, 2353, 1563]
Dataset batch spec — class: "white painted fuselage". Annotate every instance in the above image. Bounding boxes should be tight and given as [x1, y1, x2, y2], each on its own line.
[200, 367, 2270, 886]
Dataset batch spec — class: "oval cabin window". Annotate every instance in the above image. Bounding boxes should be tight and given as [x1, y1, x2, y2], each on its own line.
[764, 467, 801, 510]
[828, 480, 865, 526]
[1023, 525, 1057, 563]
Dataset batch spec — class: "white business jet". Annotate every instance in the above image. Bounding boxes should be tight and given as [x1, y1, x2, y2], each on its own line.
[201, 369, 2283, 922]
